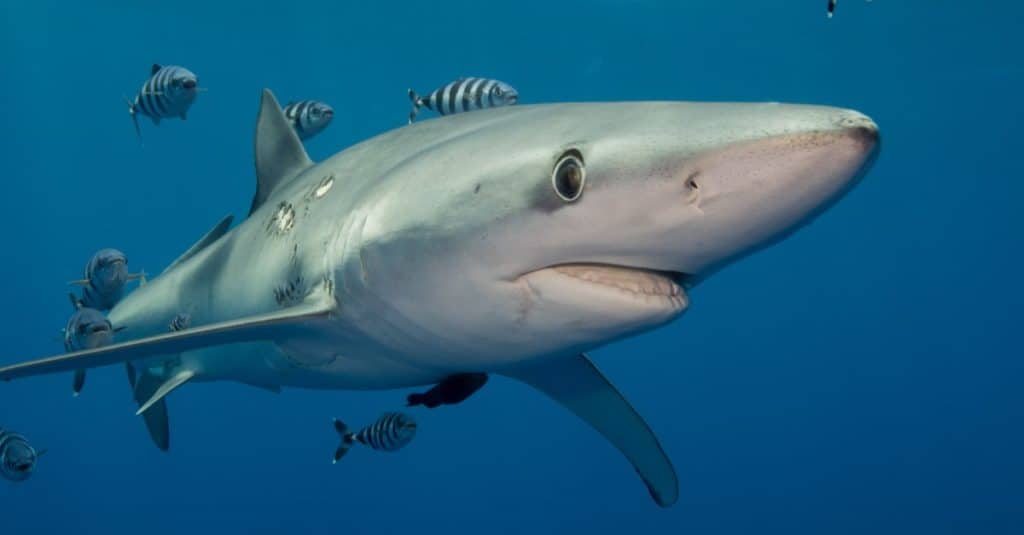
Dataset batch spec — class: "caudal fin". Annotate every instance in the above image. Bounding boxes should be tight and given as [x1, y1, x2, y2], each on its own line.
[332, 418, 355, 463]
[407, 88, 422, 124]
[124, 95, 142, 143]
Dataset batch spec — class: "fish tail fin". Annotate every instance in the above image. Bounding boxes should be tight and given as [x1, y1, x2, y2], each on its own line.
[124, 94, 142, 143]
[332, 418, 356, 463]
[408, 88, 421, 124]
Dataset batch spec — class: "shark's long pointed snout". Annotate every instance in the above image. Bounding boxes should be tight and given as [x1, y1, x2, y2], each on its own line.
[640, 104, 881, 279]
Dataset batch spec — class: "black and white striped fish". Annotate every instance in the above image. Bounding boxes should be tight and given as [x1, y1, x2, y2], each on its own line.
[126, 64, 201, 139]
[332, 412, 417, 463]
[70, 248, 146, 311]
[0, 427, 44, 482]
[407, 77, 518, 124]
[169, 312, 191, 332]
[282, 100, 334, 140]
[63, 296, 115, 396]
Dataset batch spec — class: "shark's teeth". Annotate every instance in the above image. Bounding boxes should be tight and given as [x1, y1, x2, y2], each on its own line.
[549, 264, 683, 298]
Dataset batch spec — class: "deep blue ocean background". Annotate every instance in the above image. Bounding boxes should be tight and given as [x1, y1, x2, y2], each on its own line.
[2, 1, 1021, 533]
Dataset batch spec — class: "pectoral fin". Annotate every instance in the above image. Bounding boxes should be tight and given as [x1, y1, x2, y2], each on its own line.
[0, 297, 336, 382]
[501, 354, 679, 508]
[136, 369, 194, 415]
[133, 371, 170, 451]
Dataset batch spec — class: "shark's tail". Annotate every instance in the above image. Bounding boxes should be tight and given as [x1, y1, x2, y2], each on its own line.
[332, 418, 356, 463]
[124, 94, 141, 142]
[407, 88, 422, 124]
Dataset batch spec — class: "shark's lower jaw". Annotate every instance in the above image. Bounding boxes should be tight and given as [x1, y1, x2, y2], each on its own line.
[517, 263, 689, 313]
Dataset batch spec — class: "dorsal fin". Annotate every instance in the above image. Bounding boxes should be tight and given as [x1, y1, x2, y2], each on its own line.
[151, 63, 162, 75]
[163, 214, 234, 274]
[250, 89, 313, 215]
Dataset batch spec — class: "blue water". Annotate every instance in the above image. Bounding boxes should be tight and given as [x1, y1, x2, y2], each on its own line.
[2, 1, 1021, 533]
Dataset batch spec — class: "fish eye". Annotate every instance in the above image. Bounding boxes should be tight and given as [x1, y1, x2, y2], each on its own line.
[77, 324, 87, 335]
[493, 86, 503, 96]
[551, 150, 586, 203]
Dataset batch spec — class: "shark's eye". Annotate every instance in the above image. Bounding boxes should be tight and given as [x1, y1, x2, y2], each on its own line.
[552, 151, 585, 202]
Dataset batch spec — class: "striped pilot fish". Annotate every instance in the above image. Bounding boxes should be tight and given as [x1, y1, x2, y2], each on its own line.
[126, 64, 201, 138]
[282, 100, 334, 140]
[407, 77, 518, 123]
[70, 248, 146, 311]
[332, 412, 418, 463]
[63, 295, 116, 396]
[0, 427, 44, 482]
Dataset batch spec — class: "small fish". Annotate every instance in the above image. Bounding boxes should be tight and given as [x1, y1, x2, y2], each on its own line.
[69, 248, 146, 310]
[828, 0, 871, 18]
[126, 64, 202, 139]
[407, 77, 518, 124]
[63, 295, 116, 396]
[283, 100, 334, 140]
[0, 427, 44, 482]
[169, 312, 191, 332]
[332, 412, 417, 463]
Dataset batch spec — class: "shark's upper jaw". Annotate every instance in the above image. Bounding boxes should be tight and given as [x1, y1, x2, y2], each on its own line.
[507, 106, 879, 286]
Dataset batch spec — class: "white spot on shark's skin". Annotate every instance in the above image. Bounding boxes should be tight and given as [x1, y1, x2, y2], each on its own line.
[267, 202, 296, 235]
[313, 174, 334, 199]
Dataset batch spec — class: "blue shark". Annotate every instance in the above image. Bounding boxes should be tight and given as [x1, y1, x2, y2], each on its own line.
[0, 90, 879, 506]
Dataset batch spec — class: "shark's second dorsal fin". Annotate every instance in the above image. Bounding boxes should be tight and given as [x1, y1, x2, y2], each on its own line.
[250, 89, 313, 216]
[163, 214, 234, 275]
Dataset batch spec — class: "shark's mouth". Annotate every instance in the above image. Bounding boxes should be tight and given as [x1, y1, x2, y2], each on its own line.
[518, 263, 691, 309]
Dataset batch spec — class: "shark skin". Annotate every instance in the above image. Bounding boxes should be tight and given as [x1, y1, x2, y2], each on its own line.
[0, 91, 879, 507]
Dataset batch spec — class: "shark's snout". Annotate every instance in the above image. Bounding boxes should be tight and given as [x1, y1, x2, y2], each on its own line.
[668, 107, 880, 278]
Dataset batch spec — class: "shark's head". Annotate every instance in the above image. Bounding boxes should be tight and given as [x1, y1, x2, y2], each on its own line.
[1, 437, 38, 482]
[349, 102, 878, 365]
